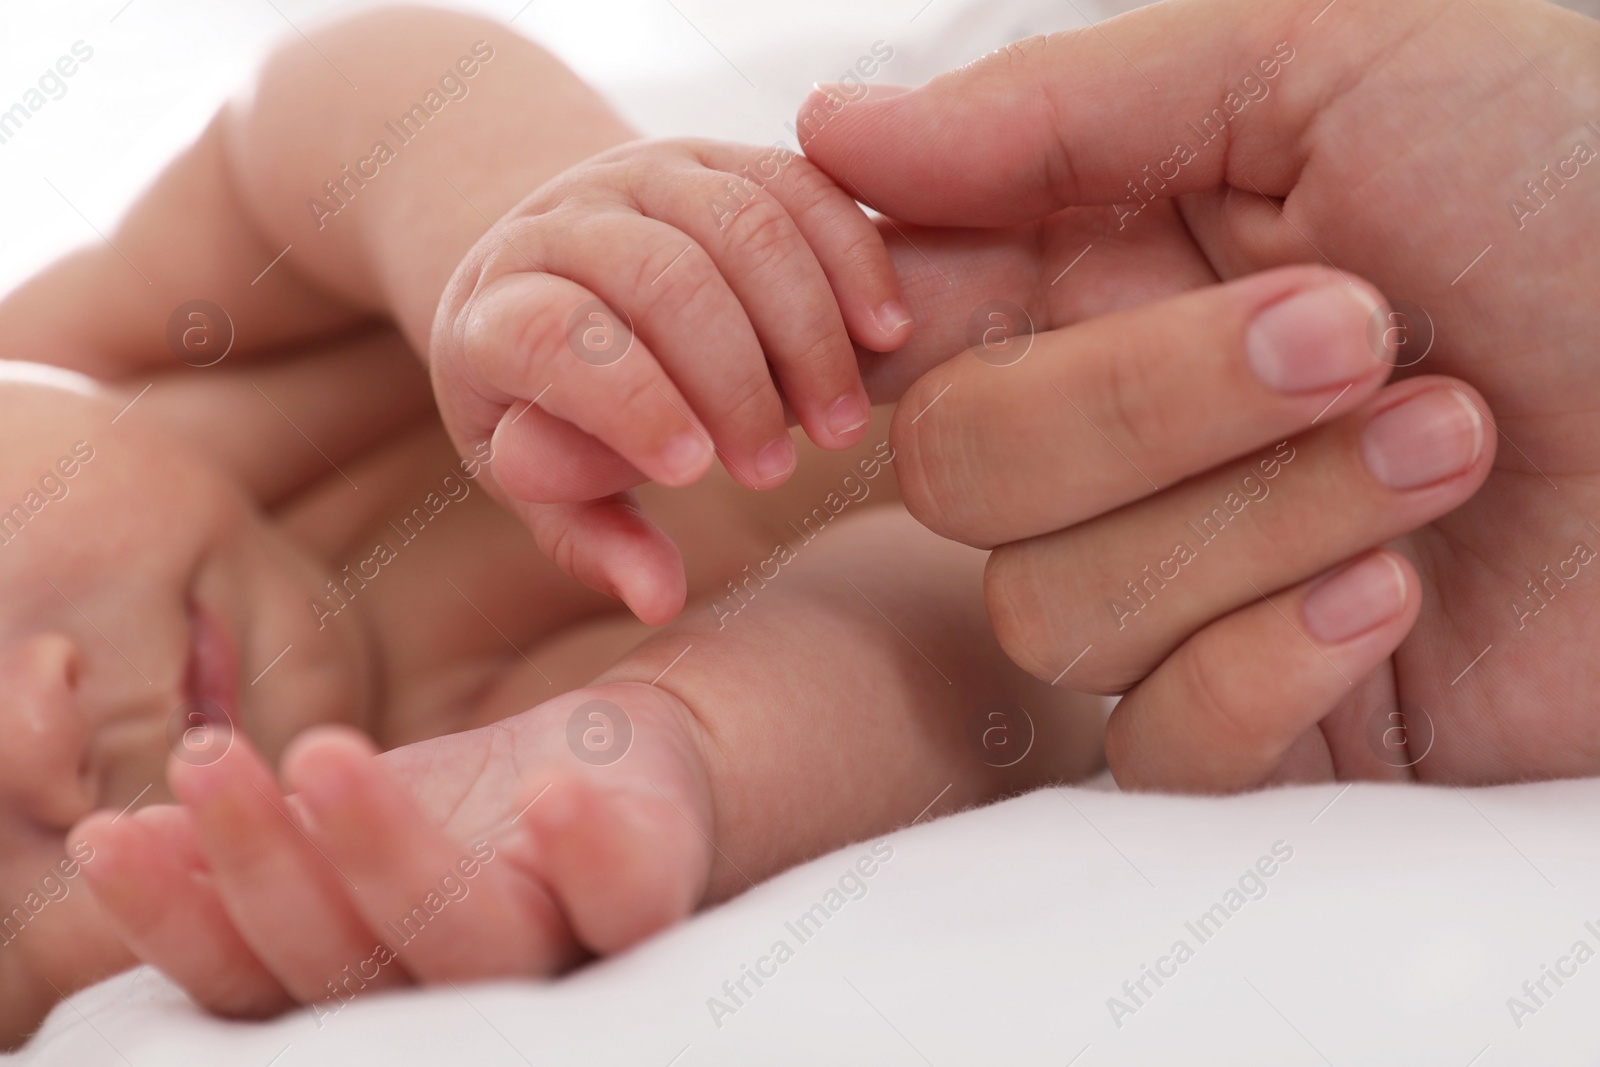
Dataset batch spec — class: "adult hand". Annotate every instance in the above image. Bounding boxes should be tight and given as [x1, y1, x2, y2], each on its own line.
[802, 0, 1600, 787]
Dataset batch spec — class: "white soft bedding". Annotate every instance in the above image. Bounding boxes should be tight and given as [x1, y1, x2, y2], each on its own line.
[7, 0, 1600, 1063]
[19, 779, 1600, 1065]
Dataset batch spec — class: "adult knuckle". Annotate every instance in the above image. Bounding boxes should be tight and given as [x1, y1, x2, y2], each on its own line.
[1096, 347, 1164, 464]
[1178, 648, 1268, 755]
[890, 380, 981, 541]
[983, 547, 1058, 680]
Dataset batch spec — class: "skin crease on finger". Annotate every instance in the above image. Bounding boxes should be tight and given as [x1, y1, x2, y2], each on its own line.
[807, 0, 1600, 784]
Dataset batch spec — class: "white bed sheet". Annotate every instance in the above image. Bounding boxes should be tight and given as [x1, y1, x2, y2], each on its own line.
[18, 779, 1600, 1065]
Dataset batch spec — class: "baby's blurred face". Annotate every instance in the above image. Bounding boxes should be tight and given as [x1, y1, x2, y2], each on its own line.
[0, 367, 375, 899]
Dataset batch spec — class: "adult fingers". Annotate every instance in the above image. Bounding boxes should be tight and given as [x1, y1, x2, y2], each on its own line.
[891, 265, 1391, 548]
[856, 203, 1221, 406]
[798, 0, 1399, 224]
[984, 375, 1495, 689]
[1105, 549, 1420, 792]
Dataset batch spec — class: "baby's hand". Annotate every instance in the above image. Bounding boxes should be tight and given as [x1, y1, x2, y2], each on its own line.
[430, 138, 911, 623]
[68, 684, 715, 1015]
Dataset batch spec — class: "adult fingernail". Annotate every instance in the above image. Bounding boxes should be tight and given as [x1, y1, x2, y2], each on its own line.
[1246, 285, 1379, 393]
[1361, 388, 1484, 490]
[661, 432, 713, 483]
[755, 434, 797, 485]
[875, 300, 913, 338]
[827, 393, 870, 437]
[1302, 554, 1408, 643]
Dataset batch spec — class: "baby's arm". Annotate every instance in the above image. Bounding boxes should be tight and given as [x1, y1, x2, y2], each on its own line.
[73, 505, 1105, 1011]
[0, 8, 631, 378]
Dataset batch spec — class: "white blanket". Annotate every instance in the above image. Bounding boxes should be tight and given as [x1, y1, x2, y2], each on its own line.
[19, 779, 1600, 1065]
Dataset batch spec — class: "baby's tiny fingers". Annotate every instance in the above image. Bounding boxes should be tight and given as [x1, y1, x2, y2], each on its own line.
[284, 728, 581, 981]
[639, 149, 882, 450]
[697, 141, 909, 353]
[1106, 549, 1420, 792]
[449, 271, 716, 493]
[73, 807, 292, 1017]
[508, 492, 687, 626]
[520, 212, 796, 489]
[166, 734, 409, 1005]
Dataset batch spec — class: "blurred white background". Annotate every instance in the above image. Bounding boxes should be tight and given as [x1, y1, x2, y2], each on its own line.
[0, 0, 1148, 298]
[2, 0, 1591, 300]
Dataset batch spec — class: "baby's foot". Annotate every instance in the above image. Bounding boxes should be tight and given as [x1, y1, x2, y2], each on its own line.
[70, 682, 715, 1017]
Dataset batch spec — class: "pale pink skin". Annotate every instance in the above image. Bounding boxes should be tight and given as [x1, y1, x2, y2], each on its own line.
[802, 0, 1600, 786]
[2, 0, 1593, 1046]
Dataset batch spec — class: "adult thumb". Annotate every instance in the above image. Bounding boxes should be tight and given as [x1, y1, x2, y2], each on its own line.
[800, 0, 1327, 227]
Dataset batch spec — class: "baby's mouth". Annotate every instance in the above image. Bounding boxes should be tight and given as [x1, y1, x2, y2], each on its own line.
[183, 598, 239, 724]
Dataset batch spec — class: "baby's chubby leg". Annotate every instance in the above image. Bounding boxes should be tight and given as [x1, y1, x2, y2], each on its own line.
[73, 507, 1104, 1013]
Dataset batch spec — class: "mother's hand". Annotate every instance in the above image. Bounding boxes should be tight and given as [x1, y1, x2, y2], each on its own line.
[806, 0, 1600, 786]
[902, 266, 1494, 789]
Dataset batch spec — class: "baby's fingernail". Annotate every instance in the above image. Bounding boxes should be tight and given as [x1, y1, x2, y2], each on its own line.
[660, 432, 713, 484]
[755, 435, 797, 485]
[1302, 553, 1408, 643]
[827, 393, 870, 437]
[874, 300, 913, 338]
[1361, 387, 1484, 490]
[1246, 284, 1379, 393]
